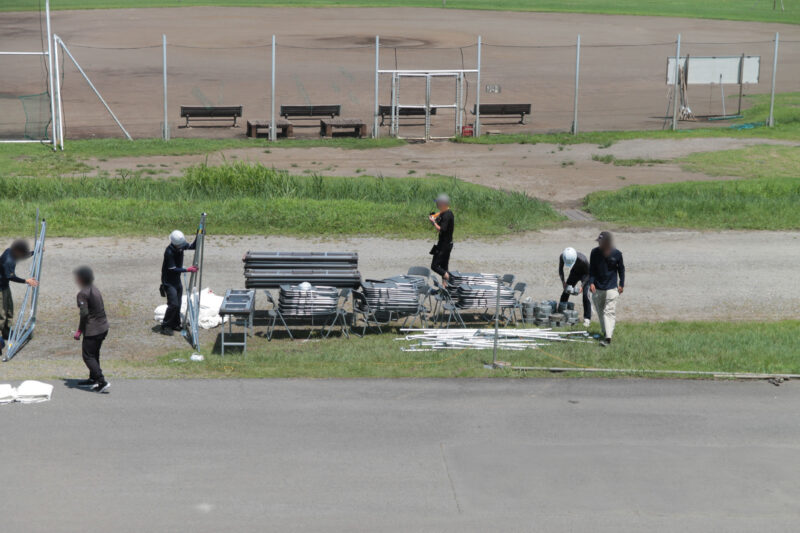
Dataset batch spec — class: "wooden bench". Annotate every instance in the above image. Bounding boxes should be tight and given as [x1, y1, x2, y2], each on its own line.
[246, 119, 294, 139]
[281, 105, 341, 120]
[378, 105, 437, 126]
[320, 118, 366, 138]
[180, 105, 243, 128]
[471, 103, 531, 124]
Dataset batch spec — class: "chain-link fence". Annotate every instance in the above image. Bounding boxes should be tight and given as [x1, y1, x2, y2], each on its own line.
[19, 31, 798, 141]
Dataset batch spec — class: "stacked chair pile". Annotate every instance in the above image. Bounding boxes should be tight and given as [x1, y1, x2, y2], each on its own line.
[243, 251, 361, 289]
[278, 285, 339, 317]
[447, 272, 516, 310]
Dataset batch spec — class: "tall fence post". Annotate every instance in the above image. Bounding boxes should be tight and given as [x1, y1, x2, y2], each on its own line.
[270, 35, 276, 142]
[475, 35, 482, 137]
[571, 34, 581, 135]
[373, 35, 379, 139]
[45, 0, 57, 150]
[768, 32, 779, 127]
[53, 36, 64, 150]
[162, 34, 169, 141]
[671, 33, 681, 131]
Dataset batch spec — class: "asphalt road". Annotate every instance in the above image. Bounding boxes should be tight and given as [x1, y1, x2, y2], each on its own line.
[2, 379, 799, 532]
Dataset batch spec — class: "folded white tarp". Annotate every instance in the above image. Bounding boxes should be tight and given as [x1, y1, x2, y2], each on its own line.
[153, 288, 226, 329]
[0, 381, 53, 404]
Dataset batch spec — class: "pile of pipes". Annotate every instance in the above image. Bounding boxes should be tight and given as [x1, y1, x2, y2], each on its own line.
[278, 284, 339, 317]
[447, 272, 514, 309]
[523, 300, 579, 327]
[400, 328, 590, 351]
[362, 276, 422, 314]
[243, 251, 361, 289]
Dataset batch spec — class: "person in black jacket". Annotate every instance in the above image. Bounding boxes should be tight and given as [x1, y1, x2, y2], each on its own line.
[73, 266, 111, 393]
[589, 231, 625, 346]
[157, 230, 197, 336]
[558, 247, 591, 328]
[428, 194, 454, 285]
[0, 239, 37, 356]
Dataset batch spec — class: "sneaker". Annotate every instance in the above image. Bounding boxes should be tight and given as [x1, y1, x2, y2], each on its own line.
[583, 319, 591, 328]
[159, 326, 174, 337]
[92, 381, 111, 393]
[77, 379, 96, 387]
[599, 338, 612, 347]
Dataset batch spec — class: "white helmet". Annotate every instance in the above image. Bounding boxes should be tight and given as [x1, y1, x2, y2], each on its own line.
[169, 230, 187, 247]
[562, 247, 577, 268]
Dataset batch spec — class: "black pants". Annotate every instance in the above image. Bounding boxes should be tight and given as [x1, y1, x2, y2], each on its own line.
[162, 282, 183, 330]
[82, 330, 108, 382]
[559, 273, 591, 320]
[430, 242, 453, 278]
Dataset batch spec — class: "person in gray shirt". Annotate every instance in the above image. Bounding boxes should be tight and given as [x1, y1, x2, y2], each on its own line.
[73, 266, 110, 393]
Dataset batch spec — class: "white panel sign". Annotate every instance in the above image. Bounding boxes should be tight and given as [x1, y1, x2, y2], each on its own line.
[666, 56, 760, 85]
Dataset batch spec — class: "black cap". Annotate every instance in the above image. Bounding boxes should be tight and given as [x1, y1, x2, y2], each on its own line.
[596, 231, 613, 243]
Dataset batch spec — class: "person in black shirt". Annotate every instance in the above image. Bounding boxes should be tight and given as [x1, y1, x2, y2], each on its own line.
[428, 194, 454, 285]
[0, 239, 37, 356]
[73, 266, 111, 393]
[558, 247, 591, 327]
[589, 231, 625, 346]
[157, 230, 197, 336]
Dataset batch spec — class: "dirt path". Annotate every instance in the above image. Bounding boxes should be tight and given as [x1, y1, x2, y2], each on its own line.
[1, 228, 796, 375]
[92, 137, 798, 205]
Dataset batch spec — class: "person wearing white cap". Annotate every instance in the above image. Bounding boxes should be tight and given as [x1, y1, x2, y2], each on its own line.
[156, 229, 197, 336]
[558, 247, 591, 328]
[428, 194, 454, 285]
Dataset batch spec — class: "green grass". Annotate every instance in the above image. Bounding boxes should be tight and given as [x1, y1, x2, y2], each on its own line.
[458, 93, 800, 147]
[98, 320, 800, 379]
[0, 163, 561, 237]
[592, 154, 669, 166]
[3, 0, 800, 25]
[0, 138, 404, 179]
[585, 177, 800, 230]
[682, 144, 800, 179]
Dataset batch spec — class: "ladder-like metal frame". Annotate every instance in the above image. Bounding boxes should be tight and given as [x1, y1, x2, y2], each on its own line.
[4, 215, 46, 362]
[182, 213, 206, 351]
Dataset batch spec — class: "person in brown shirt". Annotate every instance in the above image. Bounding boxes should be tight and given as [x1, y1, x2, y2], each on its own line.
[73, 266, 110, 393]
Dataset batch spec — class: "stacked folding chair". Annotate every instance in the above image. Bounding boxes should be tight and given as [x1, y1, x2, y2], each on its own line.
[243, 252, 361, 289]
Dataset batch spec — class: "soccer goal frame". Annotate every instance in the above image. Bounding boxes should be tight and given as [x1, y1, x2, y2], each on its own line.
[0, 0, 57, 149]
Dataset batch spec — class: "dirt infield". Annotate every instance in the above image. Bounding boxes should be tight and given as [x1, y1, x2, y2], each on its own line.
[3, 7, 800, 139]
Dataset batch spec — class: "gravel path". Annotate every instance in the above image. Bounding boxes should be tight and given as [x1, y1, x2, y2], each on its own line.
[2, 228, 795, 370]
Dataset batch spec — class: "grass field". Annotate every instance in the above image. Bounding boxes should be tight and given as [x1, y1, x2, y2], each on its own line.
[682, 144, 800, 179]
[3, 0, 799, 25]
[0, 163, 560, 237]
[585, 177, 800, 230]
[85, 320, 800, 379]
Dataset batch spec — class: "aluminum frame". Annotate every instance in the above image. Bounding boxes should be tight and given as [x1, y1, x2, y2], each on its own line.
[3, 216, 46, 362]
[182, 213, 206, 351]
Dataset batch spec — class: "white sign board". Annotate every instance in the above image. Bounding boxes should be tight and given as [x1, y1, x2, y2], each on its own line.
[666, 56, 760, 85]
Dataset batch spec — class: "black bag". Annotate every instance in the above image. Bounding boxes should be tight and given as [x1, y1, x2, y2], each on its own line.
[159, 284, 166, 297]
[429, 244, 439, 256]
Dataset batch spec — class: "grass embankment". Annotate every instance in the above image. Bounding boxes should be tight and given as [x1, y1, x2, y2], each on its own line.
[94, 320, 800, 379]
[458, 93, 800, 147]
[0, 137, 404, 179]
[0, 163, 560, 237]
[586, 144, 800, 230]
[3, 0, 799, 25]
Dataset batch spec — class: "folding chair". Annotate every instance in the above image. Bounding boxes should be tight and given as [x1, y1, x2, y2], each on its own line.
[352, 292, 383, 337]
[432, 278, 465, 329]
[500, 274, 516, 288]
[264, 290, 292, 341]
[400, 287, 430, 329]
[407, 266, 432, 280]
[325, 288, 352, 338]
[507, 282, 527, 325]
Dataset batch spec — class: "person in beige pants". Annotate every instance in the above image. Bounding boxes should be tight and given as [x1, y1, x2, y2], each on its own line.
[588, 231, 625, 347]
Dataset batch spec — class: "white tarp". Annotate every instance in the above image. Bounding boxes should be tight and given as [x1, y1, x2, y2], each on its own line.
[153, 288, 226, 329]
[0, 381, 53, 404]
[666, 56, 760, 85]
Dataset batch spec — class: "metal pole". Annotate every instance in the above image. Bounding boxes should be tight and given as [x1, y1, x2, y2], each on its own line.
[53, 37, 64, 150]
[45, 0, 57, 151]
[373, 36, 379, 138]
[571, 34, 580, 135]
[671, 33, 681, 131]
[475, 36, 482, 137]
[492, 275, 500, 367]
[270, 35, 277, 142]
[162, 34, 169, 141]
[768, 32, 779, 127]
[55, 36, 133, 140]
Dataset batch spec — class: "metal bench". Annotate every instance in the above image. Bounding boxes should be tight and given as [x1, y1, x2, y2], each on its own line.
[180, 105, 243, 128]
[280, 104, 341, 120]
[378, 105, 437, 126]
[246, 119, 293, 138]
[320, 118, 366, 138]
[472, 103, 531, 124]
